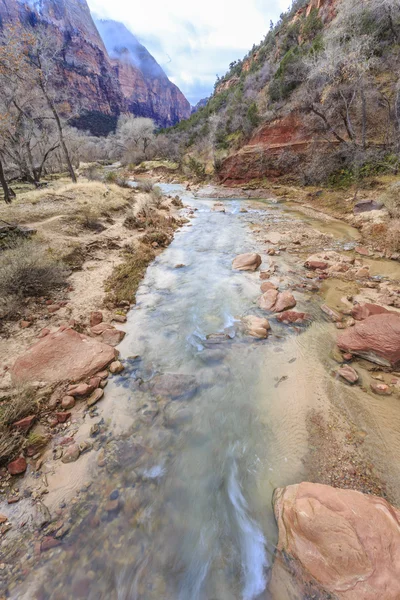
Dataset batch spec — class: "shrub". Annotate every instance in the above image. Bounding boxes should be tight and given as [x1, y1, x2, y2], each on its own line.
[0, 241, 68, 318]
[137, 180, 155, 193]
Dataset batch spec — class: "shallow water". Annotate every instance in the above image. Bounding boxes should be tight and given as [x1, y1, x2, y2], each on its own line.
[9, 186, 400, 600]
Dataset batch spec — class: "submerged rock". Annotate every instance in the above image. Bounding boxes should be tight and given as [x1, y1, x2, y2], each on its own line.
[242, 315, 270, 339]
[276, 311, 310, 325]
[274, 291, 297, 313]
[232, 253, 262, 271]
[11, 329, 117, 385]
[337, 313, 400, 368]
[150, 373, 198, 400]
[270, 482, 400, 600]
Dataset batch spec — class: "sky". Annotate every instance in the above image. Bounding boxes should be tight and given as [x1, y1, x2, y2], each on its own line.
[87, 0, 290, 105]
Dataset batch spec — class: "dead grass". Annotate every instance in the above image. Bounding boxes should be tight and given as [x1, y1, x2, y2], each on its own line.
[104, 243, 155, 306]
[0, 180, 133, 225]
[0, 240, 68, 318]
[0, 385, 40, 466]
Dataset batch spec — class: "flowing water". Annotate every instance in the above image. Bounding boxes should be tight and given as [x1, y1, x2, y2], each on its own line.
[9, 186, 400, 600]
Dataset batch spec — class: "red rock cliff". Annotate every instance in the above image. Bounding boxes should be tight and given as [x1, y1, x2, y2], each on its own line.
[0, 0, 190, 130]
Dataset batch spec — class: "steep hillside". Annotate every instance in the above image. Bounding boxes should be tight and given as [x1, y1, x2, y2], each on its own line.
[0, 0, 190, 132]
[167, 0, 400, 186]
[95, 20, 191, 128]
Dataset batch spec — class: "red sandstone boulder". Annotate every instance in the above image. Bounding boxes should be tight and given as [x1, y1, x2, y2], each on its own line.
[11, 328, 117, 385]
[260, 281, 277, 293]
[100, 328, 125, 347]
[7, 457, 27, 475]
[232, 253, 262, 271]
[337, 365, 359, 384]
[351, 303, 392, 321]
[276, 311, 310, 324]
[89, 311, 103, 327]
[13, 415, 36, 432]
[242, 315, 270, 339]
[258, 289, 278, 311]
[337, 313, 400, 368]
[270, 482, 400, 600]
[274, 291, 297, 313]
[370, 381, 392, 396]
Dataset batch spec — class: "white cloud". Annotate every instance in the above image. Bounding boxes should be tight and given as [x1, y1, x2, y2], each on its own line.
[88, 0, 291, 104]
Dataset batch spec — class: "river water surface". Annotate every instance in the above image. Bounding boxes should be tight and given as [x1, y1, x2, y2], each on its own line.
[12, 185, 400, 600]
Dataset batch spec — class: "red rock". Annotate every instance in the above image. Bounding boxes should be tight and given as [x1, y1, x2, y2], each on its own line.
[105, 498, 120, 512]
[337, 314, 400, 368]
[259, 271, 270, 280]
[276, 311, 310, 324]
[7, 495, 20, 504]
[48, 304, 61, 314]
[321, 304, 342, 322]
[61, 396, 75, 409]
[56, 411, 71, 423]
[0, 515, 7, 524]
[351, 303, 392, 321]
[60, 437, 74, 446]
[89, 311, 103, 327]
[258, 289, 278, 311]
[20, 320, 32, 329]
[274, 291, 296, 313]
[38, 328, 51, 338]
[13, 415, 35, 432]
[270, 482, 400, 600]
[41, 537, 61, 552]
[343, 353, 353, 361]
[67, 383, 94, 397]
[355, 245, 371, 256]
[260, 281, 277, 293]
[356, 267, 370, 278]
[7, 457, 27, 475]
[90, 322, 114, 335]
[337, 365, 359, 384]
[370, 382, 392, 396]
[304, 260, 328, 270]
[11, 328, 117, 385]
[232, 253, 262, 271]
[88, 376, 101, 389]
[101, 328, 126, 346]
[96, 370, 109, 379]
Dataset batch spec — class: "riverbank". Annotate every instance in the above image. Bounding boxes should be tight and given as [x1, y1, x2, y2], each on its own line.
[0, 177, 399, 598]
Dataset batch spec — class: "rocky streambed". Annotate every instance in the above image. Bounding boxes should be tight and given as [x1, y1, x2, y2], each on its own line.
[1, 184, 400, 599]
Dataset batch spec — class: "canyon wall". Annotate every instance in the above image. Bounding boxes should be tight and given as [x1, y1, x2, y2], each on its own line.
[0, 0, 190, 131]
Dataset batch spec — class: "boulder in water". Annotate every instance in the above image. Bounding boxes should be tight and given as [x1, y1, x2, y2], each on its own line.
[270, 482, 400, 600]
[242, 315, 270, 339]
[232, 253, 262, 271]
[337, 313, 400, 368]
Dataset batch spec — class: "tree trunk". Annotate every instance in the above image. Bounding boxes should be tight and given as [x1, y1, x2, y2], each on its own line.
[361, 86, 367, 151]
[40, 84, 77, 183]
[0, 157, 16, 204]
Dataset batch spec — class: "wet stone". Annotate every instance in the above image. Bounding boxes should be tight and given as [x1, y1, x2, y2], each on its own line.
[61, 444, 80, 463]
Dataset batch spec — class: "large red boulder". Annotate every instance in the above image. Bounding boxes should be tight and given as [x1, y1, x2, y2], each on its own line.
[11, 328, 117, 385]
[270, 482, 400, 600]
[351, 303, 392, 321]
[337, 313, 400, 368]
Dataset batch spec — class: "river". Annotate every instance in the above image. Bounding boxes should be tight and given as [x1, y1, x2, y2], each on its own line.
[11, 184, 400, 600]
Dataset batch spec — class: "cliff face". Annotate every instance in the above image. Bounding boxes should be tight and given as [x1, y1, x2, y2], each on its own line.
[0, 0, 125, 121]
[95, 20, 191, 128]
[0, 0, 190, 131]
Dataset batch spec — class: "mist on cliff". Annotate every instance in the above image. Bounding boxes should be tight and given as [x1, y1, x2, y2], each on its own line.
[95, 18, 165, 80]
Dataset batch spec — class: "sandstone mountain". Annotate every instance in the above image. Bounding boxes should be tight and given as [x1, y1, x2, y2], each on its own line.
[168, 0, 400, 186]
[95, 19, 191, 128]
[0, 0, 190, 132]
